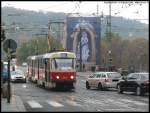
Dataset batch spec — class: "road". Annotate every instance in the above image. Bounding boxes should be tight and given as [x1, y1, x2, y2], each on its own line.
[11, 71, 149, 112]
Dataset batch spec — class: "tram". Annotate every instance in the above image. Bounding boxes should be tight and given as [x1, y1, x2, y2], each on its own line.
[27, 51, 76, 89]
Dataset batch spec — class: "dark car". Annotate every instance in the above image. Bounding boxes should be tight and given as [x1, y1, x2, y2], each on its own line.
[117, 72, 149, 96]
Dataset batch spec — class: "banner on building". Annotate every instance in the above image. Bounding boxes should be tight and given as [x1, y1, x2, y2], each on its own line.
[66, 16, 101, 65]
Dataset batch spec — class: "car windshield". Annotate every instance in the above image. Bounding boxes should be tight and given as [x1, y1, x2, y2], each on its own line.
[140, 73, 149, 80]
[11, 70, 24, 75]
[107, 73, 121, 78]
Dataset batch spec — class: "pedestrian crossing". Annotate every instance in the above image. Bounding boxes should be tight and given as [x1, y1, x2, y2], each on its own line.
[46, 100, 64, 107]
[25, 98, 148, 111]
[27, 100, 43, 108]
[26, 99, 82, 109]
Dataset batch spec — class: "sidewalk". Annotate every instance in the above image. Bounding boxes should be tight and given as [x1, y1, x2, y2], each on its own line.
[1, 94, 26, 112]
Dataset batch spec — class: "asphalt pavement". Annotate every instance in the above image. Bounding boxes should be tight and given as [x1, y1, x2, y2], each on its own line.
[1, 72, 149, 112]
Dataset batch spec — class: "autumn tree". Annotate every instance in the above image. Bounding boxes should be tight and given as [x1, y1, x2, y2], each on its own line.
[16, 36, 63, 65]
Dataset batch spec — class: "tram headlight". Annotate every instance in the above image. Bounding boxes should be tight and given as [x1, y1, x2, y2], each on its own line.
[70, 75, 74, 79]
[56, 76, 60, 79]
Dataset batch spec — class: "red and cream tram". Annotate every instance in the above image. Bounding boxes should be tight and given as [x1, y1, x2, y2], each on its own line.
[27, 52, 76, 89]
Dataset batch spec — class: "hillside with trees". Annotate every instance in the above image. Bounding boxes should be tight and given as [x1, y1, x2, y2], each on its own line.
[2, 7, 149, 71]
[2, 6, 148, 44]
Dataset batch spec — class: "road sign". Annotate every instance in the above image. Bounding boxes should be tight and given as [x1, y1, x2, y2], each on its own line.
[3, 39, 17, 54]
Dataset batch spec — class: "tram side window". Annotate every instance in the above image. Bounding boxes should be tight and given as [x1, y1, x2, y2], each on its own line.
[51, 59, 56, 70]
[39, 59, 44, 69]
[35, 60, 37, 68]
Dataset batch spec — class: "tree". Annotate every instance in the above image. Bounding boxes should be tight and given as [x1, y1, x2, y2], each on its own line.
[16, 36, 63, 65]
[101, 33, 149, 72]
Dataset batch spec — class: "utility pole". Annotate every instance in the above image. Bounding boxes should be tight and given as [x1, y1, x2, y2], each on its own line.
[48, 20, 65, 52]
[48, 21, 53, 52]
[79, 27, 82, 72]
[96, 3, 102, 66]
[108, 2, 112, 71]
[7, 46, 11, 103]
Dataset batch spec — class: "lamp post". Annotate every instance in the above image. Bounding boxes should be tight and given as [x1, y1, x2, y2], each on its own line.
[36, 40, 38, 55]
[108, 50, 112, 71]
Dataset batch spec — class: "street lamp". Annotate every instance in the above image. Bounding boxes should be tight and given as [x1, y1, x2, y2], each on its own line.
[108, 50, 112, 71]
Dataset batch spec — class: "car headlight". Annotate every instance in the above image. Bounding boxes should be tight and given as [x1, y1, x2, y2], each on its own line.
[23, 76, 26, 79]
[11, 76, 15, 79]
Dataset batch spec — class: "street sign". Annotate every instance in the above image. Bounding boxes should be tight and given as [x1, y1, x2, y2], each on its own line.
[3, 39, 17, 54]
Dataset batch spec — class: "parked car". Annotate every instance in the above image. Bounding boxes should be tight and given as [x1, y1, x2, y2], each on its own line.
[86, 72, 121, 90]
[22, 62, 28, 67]
[117, 72, 149, 96]
[11, 70, 26, 83]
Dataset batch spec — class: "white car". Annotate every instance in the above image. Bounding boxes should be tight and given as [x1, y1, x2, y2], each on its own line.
[86, 72, 121, 90]
[11, 70, 26, 83]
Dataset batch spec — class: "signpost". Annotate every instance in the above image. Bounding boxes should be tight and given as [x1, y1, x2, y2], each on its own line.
[3, 39, 17, 103]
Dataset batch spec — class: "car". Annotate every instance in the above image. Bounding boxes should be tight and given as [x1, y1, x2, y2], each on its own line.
[22, 62, 28, 67]
[11, 70, 26, 83]
[117, 72, 149, 96]
[86, 72, 121, 90]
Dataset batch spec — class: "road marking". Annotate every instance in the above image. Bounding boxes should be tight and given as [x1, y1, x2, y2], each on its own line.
[66, 100, 81, 106]
[46, 100, 64, 107]
[27, 100, 43, 108]
[22, 84, 27, 88]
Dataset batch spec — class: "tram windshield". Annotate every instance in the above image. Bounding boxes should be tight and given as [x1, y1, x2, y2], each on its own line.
[51, 58, 75, 70]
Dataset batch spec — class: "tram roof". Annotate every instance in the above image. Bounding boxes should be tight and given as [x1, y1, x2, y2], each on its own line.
[27, 55, 37, 60]
[43, 52, 76, 59]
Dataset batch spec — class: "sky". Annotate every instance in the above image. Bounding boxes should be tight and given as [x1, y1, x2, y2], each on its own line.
[1, 1, 149, 24]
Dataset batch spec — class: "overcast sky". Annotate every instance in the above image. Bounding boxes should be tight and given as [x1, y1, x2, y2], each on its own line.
[2, 1, 149, 24]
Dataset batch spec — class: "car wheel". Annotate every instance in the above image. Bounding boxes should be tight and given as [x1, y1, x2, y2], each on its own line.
[136, 86, 142, 96]
[117, 85, 123, 94]
[86, 82, 90, 89]
[98, 83, 103, 90]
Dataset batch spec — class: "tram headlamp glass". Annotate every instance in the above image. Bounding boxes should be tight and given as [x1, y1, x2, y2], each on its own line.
[70, 75, 74, 79]
[56, 76, 60, 79]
